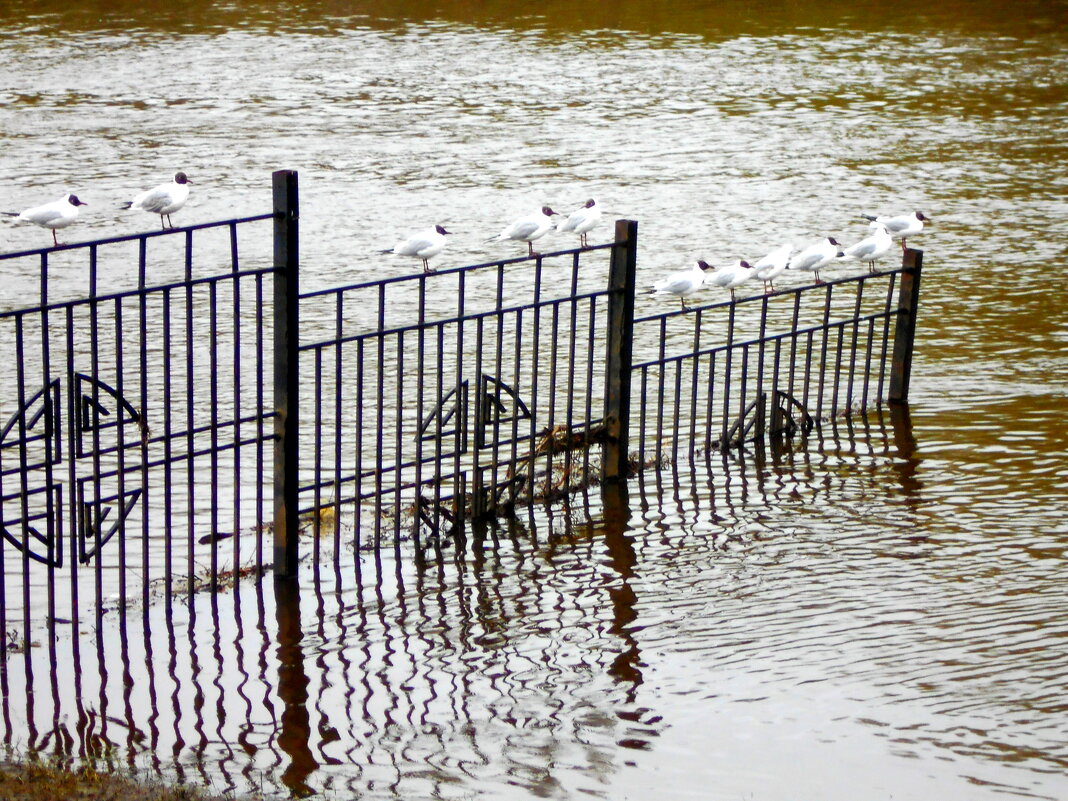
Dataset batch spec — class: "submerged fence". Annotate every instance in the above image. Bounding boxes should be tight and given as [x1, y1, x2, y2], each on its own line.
[0, 170, 922, 647]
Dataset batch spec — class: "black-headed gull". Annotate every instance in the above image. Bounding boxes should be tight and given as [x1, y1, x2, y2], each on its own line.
[2, 193, 87, 246]
[489, 206, 558, 257]
[789, 237, 842, 284]
[706, 260, 754, 301]
[380, 224, 451, 273]
[840, 223, 893, 272]
[648, 260, 714, 309]
[751, 244, 792, 293]
[860, 211, 930, 250]
[121, 172, 191, 229]
[556, 198, 601, 248]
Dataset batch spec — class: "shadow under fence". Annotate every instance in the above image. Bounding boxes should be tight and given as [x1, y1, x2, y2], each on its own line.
[0, 170, 922, 654]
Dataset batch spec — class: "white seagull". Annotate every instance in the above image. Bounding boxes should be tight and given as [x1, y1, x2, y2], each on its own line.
[860, 211, 930, 250]
[706, 260, 754, 301]
[750, 244, 792, 293]
[840, 222, 893, 272]
[789, 237, 842, 284]
[648, 260, 714, 309]
[380, 224, 451, 273]
[2, 193, 87, 246]
[489, 206, 558, 257]
[121, 171, 192, 229]
[556, 198, 601, 248]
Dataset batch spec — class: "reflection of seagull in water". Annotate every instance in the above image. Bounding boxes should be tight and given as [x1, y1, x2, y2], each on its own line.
[489, 206, 558, 257]
[121, 171, 192, 229]
[380, 224, 451, 272]
[789, 237, 842, 284]
[750, 244, 792, 293]
[706, 260, 754, 301]
[860, 211, 930, 250]
[556, 198, 600, 248]
[2, 193, 87, 246]
[648, 260, 713, 310]
[840, 223, 893, 272]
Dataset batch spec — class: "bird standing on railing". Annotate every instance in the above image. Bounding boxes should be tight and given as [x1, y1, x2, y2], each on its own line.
[840, 222, 893, 272]
[751, 244, 792, 293]
[706, 260, 754, 301]
[489, 206, 558, 257]
[789, 237, 842, 284]
[121, 171, 192, 229]
[860, 210, 930, 249]
[2, 193, 87, 246]
[556, 198, 600, 248]
[380, 224, 451, 273]
[648, 260, 714, 309]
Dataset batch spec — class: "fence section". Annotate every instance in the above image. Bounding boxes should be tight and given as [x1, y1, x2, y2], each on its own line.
[0, 202, 276, 659]
[291, 223, 632, 572]
[630, 249, 922, 469]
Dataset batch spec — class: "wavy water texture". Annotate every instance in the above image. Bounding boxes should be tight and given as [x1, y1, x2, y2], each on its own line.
[0, 3, 1066, 800]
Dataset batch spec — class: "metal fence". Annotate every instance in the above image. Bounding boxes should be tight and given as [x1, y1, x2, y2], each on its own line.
[0, 204, 276, 662]
[0, 170, 922, 653]
[629, 248, 921, 470]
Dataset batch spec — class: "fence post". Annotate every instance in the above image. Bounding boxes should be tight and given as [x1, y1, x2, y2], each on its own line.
[273, 170, 300, 578]
[602, 219, 638, 482]
[888, 247, 922, 404]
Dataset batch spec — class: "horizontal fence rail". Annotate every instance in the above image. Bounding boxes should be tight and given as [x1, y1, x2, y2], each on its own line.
[0, 170, 923, 649]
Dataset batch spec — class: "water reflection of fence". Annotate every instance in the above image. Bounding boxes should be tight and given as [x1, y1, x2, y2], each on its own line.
[0, 170, 923, 651]
[2, 405, 920, 800]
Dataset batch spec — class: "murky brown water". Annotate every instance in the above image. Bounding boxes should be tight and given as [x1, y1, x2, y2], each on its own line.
[1, 1, 1066, 799]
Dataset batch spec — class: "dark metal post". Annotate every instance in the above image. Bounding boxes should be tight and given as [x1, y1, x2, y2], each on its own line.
[888, 248, 922, 403]
[602, 219, 637, 481]
[273, 170, 300, 578]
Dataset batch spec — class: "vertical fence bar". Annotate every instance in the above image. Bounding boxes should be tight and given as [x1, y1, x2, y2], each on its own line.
[602, 219, 637, 481]
[888, 248, 923, 403]
[273, 169, 300, 579]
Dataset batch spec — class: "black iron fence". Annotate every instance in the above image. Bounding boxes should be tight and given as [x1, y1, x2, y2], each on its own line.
[0, 170, 922, 652]
[0, 205, 276, 661]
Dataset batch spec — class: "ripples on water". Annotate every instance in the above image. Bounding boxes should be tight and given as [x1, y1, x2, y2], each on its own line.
[0, 1, 1066, 799]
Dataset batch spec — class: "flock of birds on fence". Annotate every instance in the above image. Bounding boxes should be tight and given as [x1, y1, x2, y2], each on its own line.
[2, 173, 929, 306]
[385, 200, 930, 306]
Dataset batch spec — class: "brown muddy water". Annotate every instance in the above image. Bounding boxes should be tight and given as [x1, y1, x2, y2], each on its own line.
[0, 1, 1066, 799]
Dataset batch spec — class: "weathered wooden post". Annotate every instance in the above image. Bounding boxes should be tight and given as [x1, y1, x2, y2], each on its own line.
[602, 219, 638, 482]
[888, 247, 922, 403]
[273, 169, 300, 578]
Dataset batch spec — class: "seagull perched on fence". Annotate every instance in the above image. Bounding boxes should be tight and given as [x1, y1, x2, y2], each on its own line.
[380, 224, 451, 272]
[750, 244, 792, 293]
[789, 237, 842, 284]
[121, 171, 191, 229]
[840, 222, 893, 272]
[489, 206, 558, 257]
[2, 193, 87, 246]
[556, 198, 601, 248]
[706, 260, 754, 301]
[859, 211, 930, 249]
[648, 260, 714, 309]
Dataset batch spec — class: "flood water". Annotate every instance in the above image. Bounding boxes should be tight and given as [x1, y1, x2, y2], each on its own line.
[1, 1, 1067, 799]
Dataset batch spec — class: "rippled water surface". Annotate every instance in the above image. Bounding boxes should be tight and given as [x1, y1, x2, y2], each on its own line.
[1, 1, 1066, 799]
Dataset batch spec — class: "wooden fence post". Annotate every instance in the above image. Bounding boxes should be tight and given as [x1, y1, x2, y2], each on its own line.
[888, 247, 922, 404]
[273, 170, 300, 578]
[602, 219, 638, 482]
